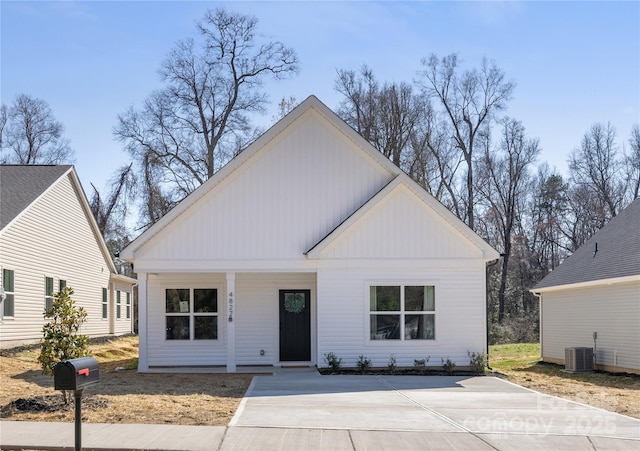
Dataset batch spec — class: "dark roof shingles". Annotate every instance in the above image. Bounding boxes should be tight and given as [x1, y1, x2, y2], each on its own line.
[0, 165, 72, 230]
[534, 197, 640, 289]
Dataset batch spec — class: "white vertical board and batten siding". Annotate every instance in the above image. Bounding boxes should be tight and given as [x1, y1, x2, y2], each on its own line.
[134, 111, 393, 265]
[316, 184, 483, 260]
[541, 280, 640, 371]
[0, 174, 111, 342]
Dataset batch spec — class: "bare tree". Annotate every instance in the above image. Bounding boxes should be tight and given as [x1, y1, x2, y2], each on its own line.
[90, 162, 135, 238]
[0, 104, 7, 149]
[563, 184, 606, 251]
[114, 8, 298, 227]
[89, 163, 137, 275]
[417, 54, 515, 229]
[335, 66, 379, 145]
[0, 94, 73, 164]
[408, 113, 465, 216]
[624, 124, 640, 201]
[529, 165, 570, 272]
[476, 118, 539, 323]
[271, 96, 298, 123]
[336, 66, 433, 171]
[569, 123, 625, 230]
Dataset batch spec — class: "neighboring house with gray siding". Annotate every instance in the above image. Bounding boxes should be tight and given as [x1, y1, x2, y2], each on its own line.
[121, 96, 499, 373]
[0, 165, 136, 348]
[532, 198, 640, 374]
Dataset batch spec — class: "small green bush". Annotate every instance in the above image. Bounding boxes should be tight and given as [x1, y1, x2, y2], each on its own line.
[413, 356, 430, 374]
[323, 352, 343, 370]
[468, 350, 487, 373]
[38, 287, 89, 376]
[387, 354, 397, 373]
[356, 355, 372, 374]
[441, 357, 456, 373]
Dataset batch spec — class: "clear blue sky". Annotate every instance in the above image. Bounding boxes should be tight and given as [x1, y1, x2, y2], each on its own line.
[2, 1, 639, 193]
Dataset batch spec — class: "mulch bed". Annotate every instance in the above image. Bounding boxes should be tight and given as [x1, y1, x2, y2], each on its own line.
[318, 368, 484, 376]
[2, 394, 109, 416]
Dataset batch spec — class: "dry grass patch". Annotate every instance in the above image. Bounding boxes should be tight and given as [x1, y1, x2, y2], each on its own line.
[1, 336, 253, 425]
[4, 338, 639, 425]
[490, 343, 640, 419]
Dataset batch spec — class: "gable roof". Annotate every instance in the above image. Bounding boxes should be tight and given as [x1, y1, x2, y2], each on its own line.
[306, 176, 493, 259]
[121, 95, 498, 261]
[533, 197, 640, 291]
[0, 164, 121, 276]
[0, 165, 73, 230]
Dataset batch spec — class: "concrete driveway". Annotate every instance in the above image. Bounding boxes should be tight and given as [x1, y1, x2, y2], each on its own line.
[227, 368, 640, 450]
[2, 368, 639, 450]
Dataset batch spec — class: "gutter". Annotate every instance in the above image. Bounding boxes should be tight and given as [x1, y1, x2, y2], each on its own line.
[485, 255, 504, 370]
[531, 291, 543, 362]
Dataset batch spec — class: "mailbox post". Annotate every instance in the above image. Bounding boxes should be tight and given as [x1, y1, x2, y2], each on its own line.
[54, 357, 99, 451]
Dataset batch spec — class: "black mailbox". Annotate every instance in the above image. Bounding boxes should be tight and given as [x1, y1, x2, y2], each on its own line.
[54, 357, 100, 391]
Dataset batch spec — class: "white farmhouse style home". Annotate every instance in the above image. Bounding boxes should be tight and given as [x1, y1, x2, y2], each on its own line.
[121, 96, 499, 372]
[0, 165, 136, 348]
[532, 197, 640, 374]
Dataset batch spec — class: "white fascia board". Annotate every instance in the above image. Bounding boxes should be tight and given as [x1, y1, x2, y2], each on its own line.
[530, 274, 640, 294]
[109, 273, 138, 285]
[131, 258, 319, 273]
[132, 256, 484, 274]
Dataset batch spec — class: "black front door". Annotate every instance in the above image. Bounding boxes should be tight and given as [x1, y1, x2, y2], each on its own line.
[279, 290, 311, 361]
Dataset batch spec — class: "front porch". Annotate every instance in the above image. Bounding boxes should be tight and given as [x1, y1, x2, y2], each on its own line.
[136, 271, 317, 372]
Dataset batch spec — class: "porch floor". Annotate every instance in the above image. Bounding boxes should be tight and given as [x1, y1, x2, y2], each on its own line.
[144, 365, 318, 374]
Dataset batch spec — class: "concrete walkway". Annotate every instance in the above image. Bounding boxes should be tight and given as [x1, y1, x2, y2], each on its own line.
[2, 369, 639, 450]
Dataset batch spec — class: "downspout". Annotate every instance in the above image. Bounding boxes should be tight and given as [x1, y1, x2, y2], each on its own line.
[0, 287, 5, 323]
[532, 291, 542, 362]
[131, 281, 139, 335]
[486, 255, 503, 370]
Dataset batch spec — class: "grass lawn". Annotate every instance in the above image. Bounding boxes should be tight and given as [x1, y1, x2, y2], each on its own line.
[488, 342, 640, 419]
[489, 342, 541, 372]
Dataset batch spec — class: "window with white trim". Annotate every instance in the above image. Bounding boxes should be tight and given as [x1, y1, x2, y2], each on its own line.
[45, 277, 54, 310]
[2, 269, 15, 317]
[369, 285, 435, 340]
[126, 292, 131, 319]
[59, 279, 67, 291]
[116, 291, 121, 319]
[102, 288, 108, 319]
[165, 288, 218, 340]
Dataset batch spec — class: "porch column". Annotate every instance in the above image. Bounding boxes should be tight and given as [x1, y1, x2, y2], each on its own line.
[137, 273, 149, 372]
[226, 272, 236, 373]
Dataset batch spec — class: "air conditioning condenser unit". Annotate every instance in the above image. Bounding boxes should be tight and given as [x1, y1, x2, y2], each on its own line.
[565, 347, 593, 373]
